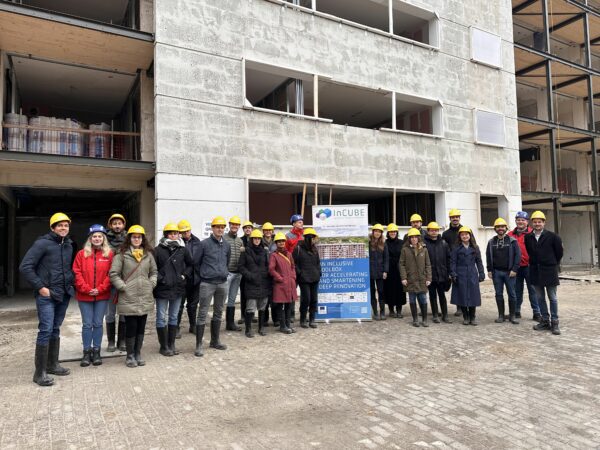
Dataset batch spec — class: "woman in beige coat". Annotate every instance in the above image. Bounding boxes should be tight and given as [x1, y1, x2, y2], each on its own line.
[109, 225, 157, 367]
[400, 228, 432, 328]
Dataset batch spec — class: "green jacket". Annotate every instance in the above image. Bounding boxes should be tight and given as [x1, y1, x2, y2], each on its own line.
[110, 249, 157, 316]
[399, 243, 432, 293]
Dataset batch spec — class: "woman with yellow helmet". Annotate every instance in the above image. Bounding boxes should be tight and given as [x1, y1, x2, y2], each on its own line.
[383, 223, 405, 318]
[292, 228, 321, 329]
[369, 224, 387, 320]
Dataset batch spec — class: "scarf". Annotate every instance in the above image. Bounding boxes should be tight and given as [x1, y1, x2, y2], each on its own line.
[131, 248, 144, 262]
[160, 237, 184, 250]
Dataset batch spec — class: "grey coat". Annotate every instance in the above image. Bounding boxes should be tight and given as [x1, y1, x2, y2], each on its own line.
[110, 249, 158, 316]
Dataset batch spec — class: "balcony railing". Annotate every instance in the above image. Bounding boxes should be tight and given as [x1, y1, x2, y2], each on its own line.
[2, 122, 141, 161]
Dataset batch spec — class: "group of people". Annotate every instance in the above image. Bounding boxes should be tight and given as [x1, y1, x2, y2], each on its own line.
[367, 209, 563, 333]
[19, 206, 563, 388]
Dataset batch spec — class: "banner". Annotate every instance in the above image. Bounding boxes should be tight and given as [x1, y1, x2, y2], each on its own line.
[312, 204, 371, 321]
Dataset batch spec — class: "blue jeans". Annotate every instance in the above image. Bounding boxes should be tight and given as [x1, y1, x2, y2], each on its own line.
[36, 294, 71, 345]
[156, 297, 182, 328]
[492, 270, 517, 306]
[534, 285, 558, 321]
[408, 292, 427, 305]
[78, 300, 109, 350]
[227, 272, 242, 307]
[105, 288, 125, 324]
[515, 266, 540, 315]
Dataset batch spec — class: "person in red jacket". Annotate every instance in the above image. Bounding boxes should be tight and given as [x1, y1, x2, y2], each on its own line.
[270, 232, 298, 334]
[285, 214, 304, 322]
[72, 224, 114, 367]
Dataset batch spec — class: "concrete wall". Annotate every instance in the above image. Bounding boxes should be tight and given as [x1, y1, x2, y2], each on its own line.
[140, 71, 155, 162]
[153, 0, 521, 241]
[140, 0, 154, 33]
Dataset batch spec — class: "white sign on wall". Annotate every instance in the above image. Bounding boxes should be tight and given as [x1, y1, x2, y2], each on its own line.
[312, 204, 369, 238]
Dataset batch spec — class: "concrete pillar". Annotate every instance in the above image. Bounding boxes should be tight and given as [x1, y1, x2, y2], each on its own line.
[140, 71, 155, 162]
[139, 0, 154, 33]
[0, 187, 16, 296]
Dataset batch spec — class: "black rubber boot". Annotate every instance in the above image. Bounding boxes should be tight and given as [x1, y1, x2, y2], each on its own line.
[533, 318, 551, 331]
[157, 327, 172, 356]
[258, 311, 267, 336]
[462, 307, 470, 325]
[46, 337, 70, 376]
[300, 310, 309, 328]
[106, 322, 116, 352]
[430, 299, 440, 323]
[209, 321, 227, 350]
[33, 344, 54, 386]
[168, 325, 180, 355]
[272, 303, 280, 328]
[410, 303, 419, 327]
[286, 304, 296, 333]
[440, 299, 451, 323]
[280, 304, 292, 334]
[388, 305, 396, 318]
[495, 299, 505, 323]
[509, 301, 520, 324]
[175, 326, 182, 340]
[135, 334, 145, 366]
[194, 324, 205, 357]
[469, 307, 478, 326]
[188, 306, 198, 334]
[290, 302, 296, 323]
[80, 349, 92, 367]
[245, 312, 255, 338]
[264, 303, 270, 326]
[125, 337, 137, 367]
[371, 299, 380, 320]
[91, 348, 102, 366]
[551, 320, 561, 335]
[226, 306, 242, 331]
[379, 302, 386, 320]
[454, 306, 462, 317]
[309, 311, 317, 329]
[419, 302, 429, 327]
[397, 305, 404, 319]
[117, 321, 126, 351]
[533, 312, 542, 322]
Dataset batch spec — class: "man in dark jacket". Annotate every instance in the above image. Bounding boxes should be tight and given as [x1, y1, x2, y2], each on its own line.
[442, 208, 464, 317]
[105, 213, 127, 352]
[20, 212, 75, 387]
[223, 216, 243, 331]
[424, 222, 451, 323]
[293, 228, 322, 329]
[525, 211, 563, 335]
[195, 216, 231, 356]
[486, 218, 521, 324]
[177, 219, 202, 337]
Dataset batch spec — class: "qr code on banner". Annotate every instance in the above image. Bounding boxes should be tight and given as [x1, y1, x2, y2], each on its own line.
[318, 306, 327, 314]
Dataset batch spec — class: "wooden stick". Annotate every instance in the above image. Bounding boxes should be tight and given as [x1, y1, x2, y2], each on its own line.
[301, 183, 307, 217]
[329, 187, 333, 205]
[393, 188, 397, 223]
[315, 183, 318, 206]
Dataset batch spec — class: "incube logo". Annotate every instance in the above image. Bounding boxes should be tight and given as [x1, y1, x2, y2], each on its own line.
[316, 208, 332, 221]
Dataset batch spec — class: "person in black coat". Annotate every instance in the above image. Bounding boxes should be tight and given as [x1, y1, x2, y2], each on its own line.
[239, 229, 272, 337]
[442, 209, 464, 317]
[154, 223, 192, 356]
[383, 224, 405, 318]
[424, 222, 452, 323]
[20, 212, 75, 387]
[176, 220, 202, 337]
[293, 228, 322, 329]
[369, 224, 388, 320]
[525, 211, 564, 335]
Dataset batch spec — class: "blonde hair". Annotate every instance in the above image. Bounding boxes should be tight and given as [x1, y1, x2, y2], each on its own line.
[84, 233, 111, 258]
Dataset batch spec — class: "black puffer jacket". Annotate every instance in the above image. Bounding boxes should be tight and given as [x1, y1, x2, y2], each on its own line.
[525, 230, 563, 287]
[424, 235, 451, 284]
[442, 224, 461, 250]
[293, 240, 322, 284]
[183, 233, 202, 286]
[153, 239, 193, 301]
[238, 244, 271, 299]
[19, 232, 75, 302]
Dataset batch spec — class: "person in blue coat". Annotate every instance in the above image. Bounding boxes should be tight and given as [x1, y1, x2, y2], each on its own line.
[450, 226, 485, 326]
[369, 224, 388, 320]
[19, 212, 75, 387]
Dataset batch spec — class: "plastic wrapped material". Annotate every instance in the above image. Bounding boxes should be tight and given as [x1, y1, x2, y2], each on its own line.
[3, 113, 27, 152]
[89, 122, 111, 158]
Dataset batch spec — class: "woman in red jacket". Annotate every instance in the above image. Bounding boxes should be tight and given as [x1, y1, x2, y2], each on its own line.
[269, 232, 298, 334]
[73, 224, 114, 367]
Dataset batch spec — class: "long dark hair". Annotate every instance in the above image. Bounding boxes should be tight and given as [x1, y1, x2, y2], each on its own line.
[119, 234, 154, 254]
[456, 232, 478, 250]
[369, 232, 385, 252]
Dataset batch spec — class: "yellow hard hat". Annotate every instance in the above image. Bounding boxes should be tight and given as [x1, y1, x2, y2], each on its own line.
[303, 227, 317, 237]
[250, 229, 263, 239]
[228, 216, 241, 225]
[274, 232, 286, 242]
[242, 220, 254, 228]
[212, 216, 227, 226]
[163, 222, 180, 233]
[458, 226, 472, 234]
[50, 212, 71, 228]
[448, 209, 461, 217]
[427, 221, 441, 230]
[107, 213, 126, 227]
[387, 223, 399, 232]
[127, 225, 146, 235]
[493, 218, 508, 228]
[178, 219, 192, 232]
[262, 222, 274, 231]
[372, 224, 384, 232]
[410, 214, 423, 223]
[531, 211, 546, 221]
[407, 228, 421, 237]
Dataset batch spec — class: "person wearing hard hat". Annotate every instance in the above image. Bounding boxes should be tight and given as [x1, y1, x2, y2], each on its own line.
[442, 209, 465, 317]
[20, 212, 75, 386]
[369, 224, 388, 320]
[194, 216, 231, 356]
[525, 211, 564, 335]
[383, 223, 406, 318]
[154, 223, 193, 357]
[450, 227, 485, 326]
[238, 220, 255, 326]
[223, 216, 243, 332]
[508, 212, 541, 322]
[293, 228, 322, 329]
[400, 228, 432, 327]
[269, 232, 298, 334]
[286, 214, 304, 323]
[403, 214, 427, 241]
[109, 225, 158, 367]
[261, 222, 278, 326]
[238, 229, 271, 337]
[105, 213, 128, 353]
[486, 218, 521, 325]
[72, 224, 114, 368]
[176, 220, 202, 338]
[423, 222, 452, 323]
